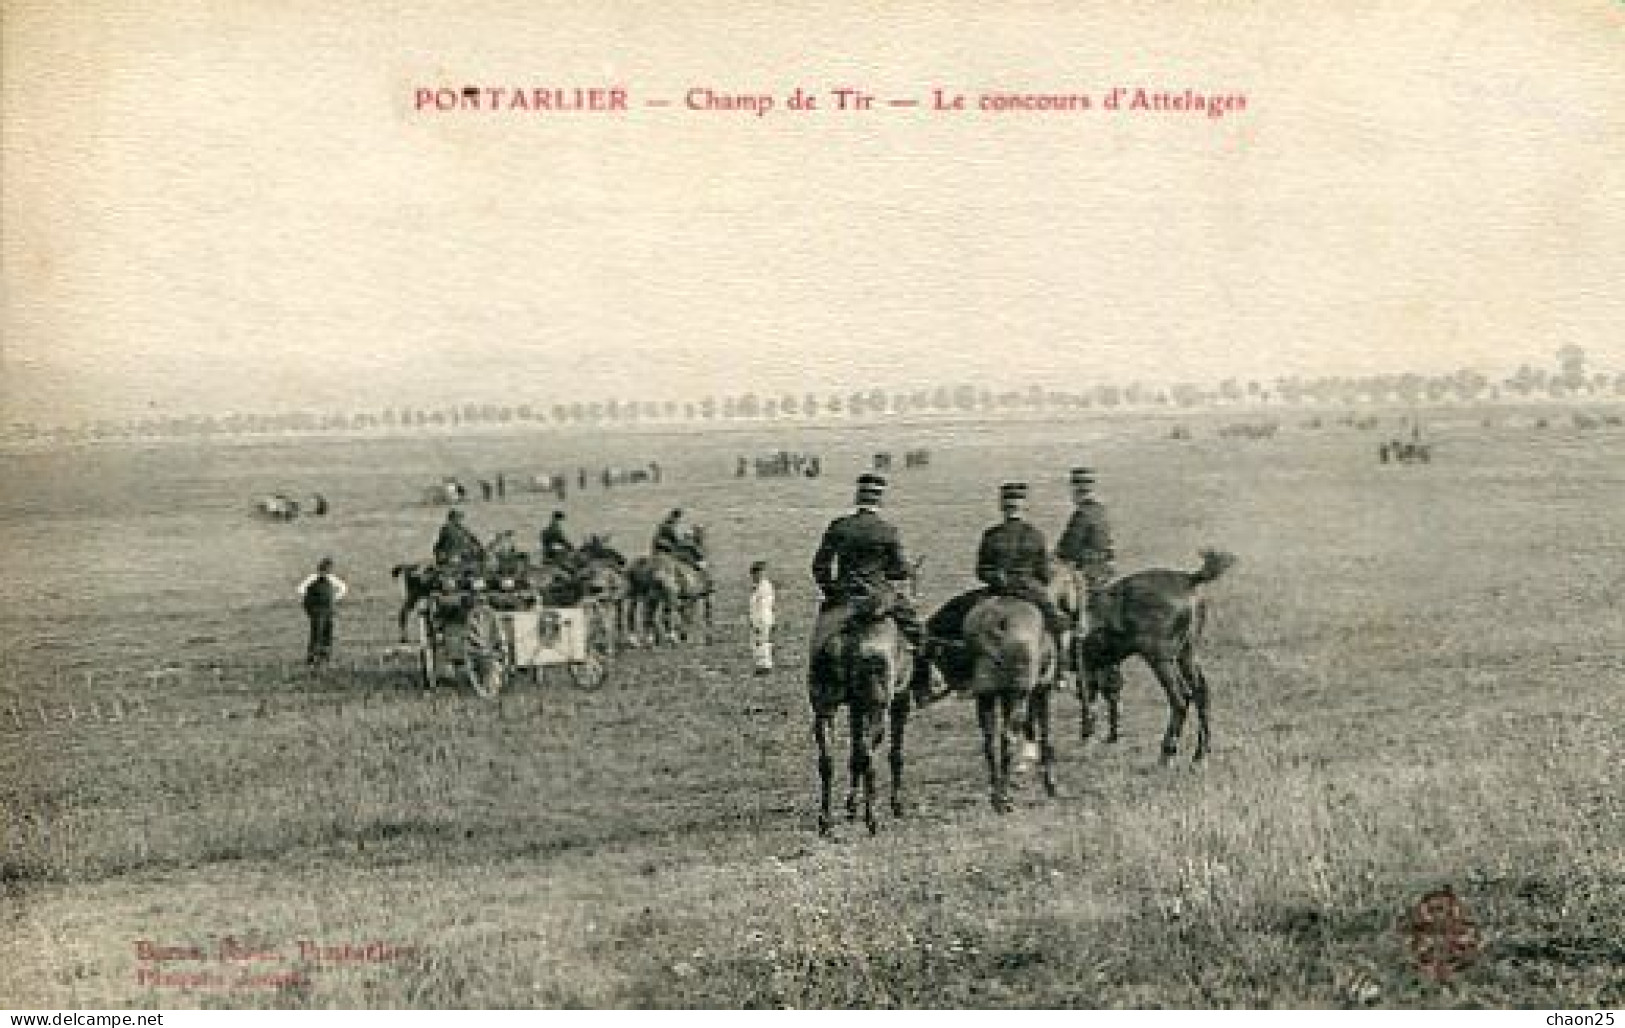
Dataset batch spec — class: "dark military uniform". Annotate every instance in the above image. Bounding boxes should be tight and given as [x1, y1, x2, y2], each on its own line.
[433, 518, 484, 566]
[540, 521, 574, 562]
[928, 518, 1065, 642]
[976, 519, 1052, 592]
[809, 508, 923, 649]
[1056, 498, 1114, 585]
[652, 517, 685, 556]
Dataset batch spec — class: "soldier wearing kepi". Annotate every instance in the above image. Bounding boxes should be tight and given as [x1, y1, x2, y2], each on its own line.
[927, 482, 1068, 667]
[809, 473, 931, 694]
[539, 510, 574, 564]
[1056, 466, 1115, 617]
[433, 508, 485, 566]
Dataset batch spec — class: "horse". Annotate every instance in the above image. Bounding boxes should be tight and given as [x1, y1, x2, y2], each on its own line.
[962, 594, 1060, 812]
[809, 584, 916, 836]
[628, 527, 714, 646]
[572, 552, 629, 651]
[628, 554, 712, 645]
[1078, 549, 1237, 762]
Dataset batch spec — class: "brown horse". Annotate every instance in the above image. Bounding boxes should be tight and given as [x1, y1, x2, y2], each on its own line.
[628, 528, 714, 645]
[573, 554, 629, 651]
[809, 588, 915, 836]
[962, 594, 1059, 812]
[1078, 549, 1236, 762]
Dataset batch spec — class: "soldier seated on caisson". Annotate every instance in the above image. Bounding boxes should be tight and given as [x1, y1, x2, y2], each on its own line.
[926, 482, 1068, 672]
[540, 510, 574, 565]
[808, 473, 931, 694]
[652, 508, 686, 557]
[433, 508, 485, 567]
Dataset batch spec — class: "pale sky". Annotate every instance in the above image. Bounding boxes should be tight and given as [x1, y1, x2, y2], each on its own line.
[3, 0, 1622, 423]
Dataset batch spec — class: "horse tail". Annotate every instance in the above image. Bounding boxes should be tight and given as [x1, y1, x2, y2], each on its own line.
[1191, 549, 1237, 585]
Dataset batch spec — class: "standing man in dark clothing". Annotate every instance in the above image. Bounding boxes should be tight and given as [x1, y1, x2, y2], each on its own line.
[808, 473, 930, 693]
[540, 510, 575, 564]
[296, 557, 348, 669]
[1055, 467, 1115, 618]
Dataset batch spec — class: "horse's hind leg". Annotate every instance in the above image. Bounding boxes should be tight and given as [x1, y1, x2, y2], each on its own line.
[977, 694, 1006, 813]
[1079, 658, 1097, 741]
[1150, 659, 1190, 763]
[1180, 651, 1211, 762]
[887, 693, 909, 818]
[814, 712, 835, 837]
[863, 707, 884, 835]
[1026, 687, 1057, 797]
[1103, 665, 1123, 744]
[851, 704, 877, 824]
[998, 694, 1020, 811]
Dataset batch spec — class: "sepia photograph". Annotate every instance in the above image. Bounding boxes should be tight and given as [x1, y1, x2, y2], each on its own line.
[2, 0, 1622, 1012]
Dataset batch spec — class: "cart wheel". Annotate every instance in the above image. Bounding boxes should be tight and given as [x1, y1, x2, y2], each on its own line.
[464, 606, 509, 699]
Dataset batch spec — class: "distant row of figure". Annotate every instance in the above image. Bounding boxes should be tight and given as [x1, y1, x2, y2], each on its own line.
[872, 449, 931, 472]
[1379, 440, 1431, 463]
[738, 452, 822, 478]
[427, 463, 663, 505]
[1216, 422, 1280, 440]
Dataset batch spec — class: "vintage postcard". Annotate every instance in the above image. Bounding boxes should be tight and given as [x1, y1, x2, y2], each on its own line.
[2, 0, 1621, 1012]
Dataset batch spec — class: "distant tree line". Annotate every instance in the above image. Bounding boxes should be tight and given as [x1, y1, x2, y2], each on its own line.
[5, 347, 1620, 446]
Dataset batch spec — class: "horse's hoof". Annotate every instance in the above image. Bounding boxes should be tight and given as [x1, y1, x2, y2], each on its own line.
[818, 820, 833, 839]
[1043, 779, 1060, 799]
[890, 800, 907, 818]
[1106, 732, 1120, 744]
[865, 816, 879, 836]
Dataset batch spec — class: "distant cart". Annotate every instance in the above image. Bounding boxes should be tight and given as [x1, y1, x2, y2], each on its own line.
[410, 582, 612, 697]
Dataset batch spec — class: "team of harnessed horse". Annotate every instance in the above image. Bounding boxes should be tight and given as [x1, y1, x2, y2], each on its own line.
[806, 469, 1235, 837]
[392, 516, 714, 650]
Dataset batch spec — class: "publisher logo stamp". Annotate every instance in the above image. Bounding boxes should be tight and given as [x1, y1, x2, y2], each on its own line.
[1399, 886, 1481, 982]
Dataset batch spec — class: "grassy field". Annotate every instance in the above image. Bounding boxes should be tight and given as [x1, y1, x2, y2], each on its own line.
[1, 408, 1621, 1008]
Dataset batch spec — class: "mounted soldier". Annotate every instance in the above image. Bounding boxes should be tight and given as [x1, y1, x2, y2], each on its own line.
[926, 482, 1068, 678]
[540, 510, 575, 565]
[809, 474, 932, 698]
[433, 508, 484, 567]
[1055, 466, 1115, 622]
[652, 508, 687, 557]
